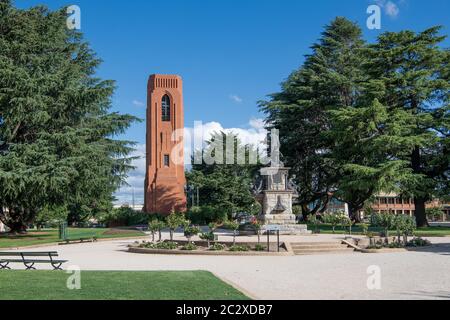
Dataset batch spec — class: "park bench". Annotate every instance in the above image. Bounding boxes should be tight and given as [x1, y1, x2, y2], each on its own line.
[59, 237, 97, 245]
[0, 251, 67, 270]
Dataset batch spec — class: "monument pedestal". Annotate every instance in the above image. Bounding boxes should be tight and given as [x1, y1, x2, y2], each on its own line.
[258, 166, 311, 235]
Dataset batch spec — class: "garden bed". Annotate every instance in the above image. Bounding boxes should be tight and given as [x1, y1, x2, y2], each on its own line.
[128, 240, 292, 256]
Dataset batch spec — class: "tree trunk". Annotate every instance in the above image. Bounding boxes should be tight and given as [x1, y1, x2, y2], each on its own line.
[301, 204, 309, 222]
[414, 197, 428, 228]
[411, 145, 429, 228]
[7, 220, 28, 234]
[348, 204, 361, 223]
[1, 207, 29, 234]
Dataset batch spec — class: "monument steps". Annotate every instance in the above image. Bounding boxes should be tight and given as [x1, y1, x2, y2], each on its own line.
[290, 242, 355, 255]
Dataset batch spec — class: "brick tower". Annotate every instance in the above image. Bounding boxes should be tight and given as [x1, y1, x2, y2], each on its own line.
[144, 74, 187, 214]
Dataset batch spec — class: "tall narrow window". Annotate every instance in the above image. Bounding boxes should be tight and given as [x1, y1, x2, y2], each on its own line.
[162, 95, 170, 122]
[164, 154, 170, 167]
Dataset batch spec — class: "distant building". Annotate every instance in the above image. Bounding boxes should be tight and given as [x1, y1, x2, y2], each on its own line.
[370, 193, 448, 220]
[0, 221, 4, 233]
[318, 193, 449, 221]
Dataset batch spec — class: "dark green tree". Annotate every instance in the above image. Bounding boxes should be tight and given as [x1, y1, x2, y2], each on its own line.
[260, 17, 366, 220]
[365, 27, 449, 227]
[186, 132, 262, 219]
[328, 95, 418, 221]
[0, 2, 138, 233]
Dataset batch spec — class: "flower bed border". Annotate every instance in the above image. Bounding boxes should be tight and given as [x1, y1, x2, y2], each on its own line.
[128, 241, 293, 256]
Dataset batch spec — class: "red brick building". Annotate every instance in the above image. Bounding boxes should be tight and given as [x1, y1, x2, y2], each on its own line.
[370, 193, 449, 220]
[144, 74, 187, 214]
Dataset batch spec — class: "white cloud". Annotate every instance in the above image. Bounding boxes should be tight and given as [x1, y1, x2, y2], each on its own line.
[374, 0, 400, 18]
[114, 118, 268, 205]
[385, 1, 399, 17]
[132, 100, 145, 107]
[229, 94, 243, 103]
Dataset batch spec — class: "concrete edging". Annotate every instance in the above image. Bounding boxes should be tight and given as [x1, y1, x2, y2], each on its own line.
[128, 245, 294, 256]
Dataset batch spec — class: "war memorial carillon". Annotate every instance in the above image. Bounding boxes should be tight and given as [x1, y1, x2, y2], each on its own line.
[144, 74, 309, 234]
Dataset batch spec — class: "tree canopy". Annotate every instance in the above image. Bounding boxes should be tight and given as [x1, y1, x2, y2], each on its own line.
[186, 132, 262, 218]
[261, 17, 449, 226]
[0, 2, 138, 232]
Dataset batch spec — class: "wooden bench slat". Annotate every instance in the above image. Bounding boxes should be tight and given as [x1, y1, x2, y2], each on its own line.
[0, 252, 58, 256]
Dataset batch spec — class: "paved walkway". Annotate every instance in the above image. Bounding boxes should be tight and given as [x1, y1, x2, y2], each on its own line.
[3, 233, 450, 300]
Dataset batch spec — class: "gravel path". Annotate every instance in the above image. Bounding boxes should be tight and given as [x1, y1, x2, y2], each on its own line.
[3, 233, 450, 300]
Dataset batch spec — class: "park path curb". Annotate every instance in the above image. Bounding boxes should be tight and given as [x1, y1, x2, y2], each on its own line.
[210, 271, 259, 300]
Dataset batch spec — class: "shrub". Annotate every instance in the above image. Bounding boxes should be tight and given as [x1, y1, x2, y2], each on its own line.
[407, 237, 431, 247]
[361, 223, 369, 235]
[209, 243, 226, 251]
[156, 242, 178, 250]
[199, 231, 215, 247]
[101, 207, 149, 227]
[426, 207, 444, 222]
[229, 245, 250, 252]
[181, 243, 198, 251]
[393, 215, 416, 243]
[371, 213, 395, 239]
[322, 213, 341, 233]
[186, 206, 228, 225]
[254, 244, 266, 251]
[184, 225, 201, 243]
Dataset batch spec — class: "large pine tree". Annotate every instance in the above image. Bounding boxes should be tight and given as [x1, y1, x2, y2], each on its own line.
[364, 27, 450, 227]
[260, 17, 366, 220]
[0, 2, 138, 232]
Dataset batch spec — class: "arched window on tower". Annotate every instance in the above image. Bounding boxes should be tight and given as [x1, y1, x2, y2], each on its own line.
[162, 95, 171, 122]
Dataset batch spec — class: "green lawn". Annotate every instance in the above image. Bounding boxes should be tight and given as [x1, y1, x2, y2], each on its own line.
[0, 270, 249, 300]
[307, 223, 450, 237]
[0, 228, 146, 248]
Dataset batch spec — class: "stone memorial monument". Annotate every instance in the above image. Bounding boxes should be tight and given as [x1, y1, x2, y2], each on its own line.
[257, 135, 310, 235]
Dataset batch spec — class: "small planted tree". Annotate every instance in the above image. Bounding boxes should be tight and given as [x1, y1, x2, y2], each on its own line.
[323, 214, 341, 234]
[199, 223, 217, 247]
[166, 211, 184, 243]
[148, 219, 159, 243]
[184, 224, 200, 244]
[339, 215, 352, 236]
[371, 213, 395, 242]
[224, 221, 240, 246]
[149, 219, 165, 242]
[250, 217, 263, 244]
[401, 215, 417, 244]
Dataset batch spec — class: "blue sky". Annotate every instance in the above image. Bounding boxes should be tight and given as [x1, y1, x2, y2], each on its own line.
[15, 0, 450, 204]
